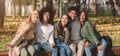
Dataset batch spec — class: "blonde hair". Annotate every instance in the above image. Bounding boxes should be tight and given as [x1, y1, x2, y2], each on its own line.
[16, 10, 38, 36]
[26, 10, 39, 23]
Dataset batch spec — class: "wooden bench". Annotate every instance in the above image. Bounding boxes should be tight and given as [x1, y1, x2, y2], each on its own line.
[0, 50, 8, 56]
[0, 50, 51, 56]
[0, 46, 120, 56]
[92, 46, 120, 56]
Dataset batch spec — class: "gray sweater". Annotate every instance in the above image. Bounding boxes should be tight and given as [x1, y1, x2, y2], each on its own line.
[70, 18, 82, 41]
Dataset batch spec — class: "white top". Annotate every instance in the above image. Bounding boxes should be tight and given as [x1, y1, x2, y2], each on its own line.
[36, 21, 54, 44]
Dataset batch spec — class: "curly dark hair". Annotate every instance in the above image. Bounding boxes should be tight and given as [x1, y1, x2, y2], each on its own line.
[68, 6, 77, 13]
[39, 7, 54, 24]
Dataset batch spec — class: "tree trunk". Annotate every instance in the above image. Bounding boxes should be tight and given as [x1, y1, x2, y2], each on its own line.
[39, 0, 43, 10]
[76, 0, 81, 12]
[0, 0, 5, 29]
[55, 0, 59, 18]
[110, 0, 116, 16]
[18, 0, 22, 18]
[118, 8, 120, 15]
[115, 0, 120, 15]
[93, 0, 97, 16]
[32, 0, 37, 10]
[46, 0, 53, 9]
[83, 0, 87, 10]
[12, 0, 16, 19]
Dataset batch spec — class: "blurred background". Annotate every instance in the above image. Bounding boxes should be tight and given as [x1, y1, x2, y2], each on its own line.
[0, 0, 120, 51]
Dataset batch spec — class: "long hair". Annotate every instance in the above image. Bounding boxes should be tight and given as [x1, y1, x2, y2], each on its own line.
[39, 7, 54, 24]
[58, 14, 71, 34]
[26, 10, 39, 24]
[16, 10, 38, 35]
[78, 10, 88, 25]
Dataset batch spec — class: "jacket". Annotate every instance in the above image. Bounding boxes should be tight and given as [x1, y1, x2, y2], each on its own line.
[81, 21, 100, 46]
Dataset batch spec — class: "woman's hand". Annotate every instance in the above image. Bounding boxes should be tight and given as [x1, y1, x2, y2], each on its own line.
[85, 41, 90, 48]
[7, 44, 14, 49]
[97, 45, 103, 51]
[64, 27, 68, 31]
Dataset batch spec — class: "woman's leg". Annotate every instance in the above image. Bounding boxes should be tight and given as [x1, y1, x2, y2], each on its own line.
[85, 46, 91, 56]
[77, 40, 84, 56]
[69, 43, 77, 56]
[60, 42, 72, 56]
[98, 39, 106, 56]
[27, 45, 35, 56]
[20, 47, 28, 56]
[59, 47, 66, 56]
[41, 42, 57, 56]
[33, 43, 41, 56]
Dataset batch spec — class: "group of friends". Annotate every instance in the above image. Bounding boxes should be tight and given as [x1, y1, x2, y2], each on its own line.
[7, 6, 107, 56]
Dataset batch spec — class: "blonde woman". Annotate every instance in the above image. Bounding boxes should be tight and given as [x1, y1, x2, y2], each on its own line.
[7, 10, 39, 56]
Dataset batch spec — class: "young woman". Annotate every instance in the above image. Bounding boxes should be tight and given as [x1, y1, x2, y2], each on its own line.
[54, 14, 72, 56]
[78, 11, 105, 56]
[7, 10, 39, 56]
[34, 7, 57, 56]
[78, 11, 106, 56]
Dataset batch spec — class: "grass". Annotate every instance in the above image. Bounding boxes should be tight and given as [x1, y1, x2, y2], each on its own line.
[0, 16, 120, 51]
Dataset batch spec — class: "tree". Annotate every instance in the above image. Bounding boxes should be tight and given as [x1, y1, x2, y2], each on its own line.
[11, 0, 16, 19]
[93, 0, 97, 16]
[83, 0, 87, 10]
[115, 0, 120, 15]
[18, 0, 22, 18]
[39, 0, 43, 10]
[76, 0, 81, 11]
[32, 0, 37, 10]
[109, 0, 116, 16]
[54, 0, 60, 18]
[46, 0, 53, 9]
[0, 0, 5, 29]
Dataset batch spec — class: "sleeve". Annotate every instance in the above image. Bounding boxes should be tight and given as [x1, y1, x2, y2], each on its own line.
[49, 26, 55, 44]
[86, 21, 100, 45]
[64, 30, 70, 44]
[54, 23, 59, 38]
[9, 23, 31, 46]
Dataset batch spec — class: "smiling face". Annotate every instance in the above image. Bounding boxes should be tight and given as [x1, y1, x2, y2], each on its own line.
[60, 15, 68, 27]
[31, 10, 39, 23]
[43, 12, 50, 24]
[68, 10, 76, 21]
[79, 12, 86, 22]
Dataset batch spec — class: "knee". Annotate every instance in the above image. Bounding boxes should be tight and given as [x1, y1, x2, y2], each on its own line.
[27, 45, 35, 55]
[33, 43, 41, 51]
[69, 43, 76, 49]
[20, 48, 27, 56]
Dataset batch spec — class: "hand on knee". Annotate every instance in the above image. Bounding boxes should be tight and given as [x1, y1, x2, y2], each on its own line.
[85, 41, 90, 48]
[97, 45, 103, 51]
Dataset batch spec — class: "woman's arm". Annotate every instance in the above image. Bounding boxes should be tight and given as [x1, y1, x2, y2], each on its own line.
[64, 28, 70, 44]
[49, 26, 55, 48]
[86, 21, 99, 45]
[54, 22, 59, 38]
[8, 22, 31, 47]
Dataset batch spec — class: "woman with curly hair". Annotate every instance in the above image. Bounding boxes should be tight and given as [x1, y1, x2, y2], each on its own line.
[34, 7, 57, 56]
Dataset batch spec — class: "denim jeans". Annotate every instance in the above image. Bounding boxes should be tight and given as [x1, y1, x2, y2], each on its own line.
[55, 39, 72, 56]
[33, 42, 58, 56]
[85, 39, 106, 56]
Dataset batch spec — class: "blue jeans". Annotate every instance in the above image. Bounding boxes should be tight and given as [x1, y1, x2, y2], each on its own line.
[33, 42, 58, 56]
[55, 39, 72, 56]
[85, 39, 106, 56]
